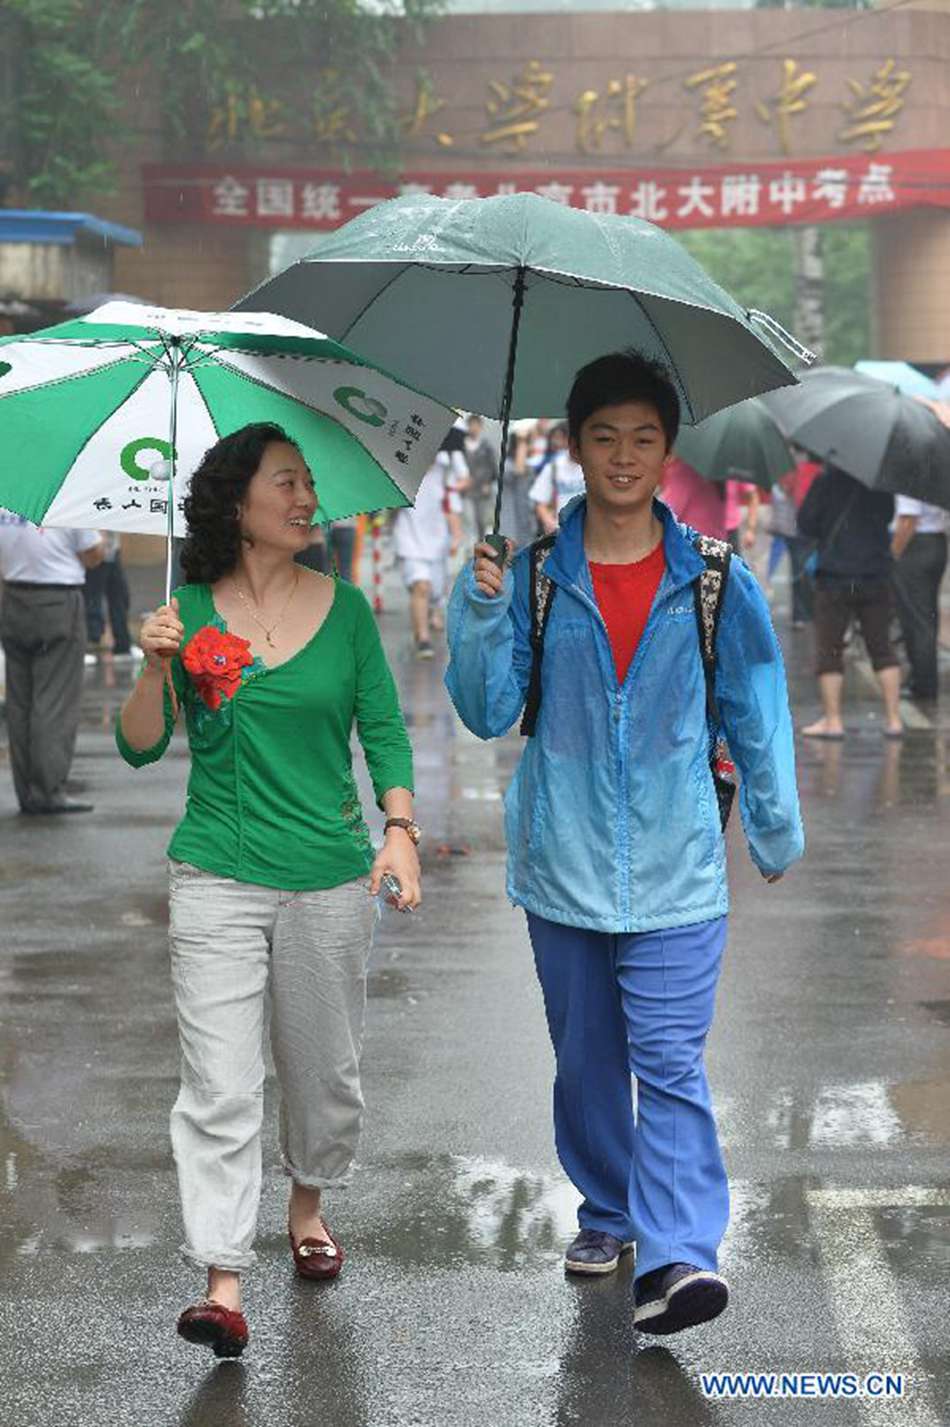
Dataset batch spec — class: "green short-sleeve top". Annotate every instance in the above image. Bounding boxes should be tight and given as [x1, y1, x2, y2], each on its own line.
[115, 579, 414, 890]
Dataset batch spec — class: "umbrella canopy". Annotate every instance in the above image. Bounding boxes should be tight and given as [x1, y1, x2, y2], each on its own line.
[854, 360, 937, 398]
[673, 396, 792, 491]
[238, 193, 802, 428]
[761, 366, 950, 510]
[0, 302, 454, 543]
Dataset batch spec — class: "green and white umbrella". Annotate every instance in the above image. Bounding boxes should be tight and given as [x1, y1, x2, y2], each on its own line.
[0, 302, 454, 598]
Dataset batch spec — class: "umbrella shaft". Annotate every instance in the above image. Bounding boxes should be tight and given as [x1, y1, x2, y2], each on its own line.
[164, 342, 181, 607]
[494, 268, 527, 537]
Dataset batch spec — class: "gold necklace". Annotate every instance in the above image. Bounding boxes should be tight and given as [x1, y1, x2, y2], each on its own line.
[233, 570, 299, 647]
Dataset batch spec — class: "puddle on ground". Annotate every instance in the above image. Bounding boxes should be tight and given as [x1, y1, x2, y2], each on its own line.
[0, 861, 55, 884]
[16, 1225, 158, 1256]
[116, 895, 169, 928]
[919, 998, 950, 1025]
[875, 1202, 950, 1281]
[367, 967, 411, 999]
[362, 1151, 580, 1270]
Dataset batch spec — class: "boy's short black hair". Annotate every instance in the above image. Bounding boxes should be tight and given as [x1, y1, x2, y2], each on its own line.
[566, 350, 681, 450]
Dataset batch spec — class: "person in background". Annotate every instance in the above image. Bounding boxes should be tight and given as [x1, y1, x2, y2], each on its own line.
[724, 479, 760, 557]
[393, 429, 469, 658]
[464, 414, 499, 542]
[764, 477, 797, 610]
[328, 517, 358, 583]
[84, 531, 141, 661]
[797, 463, 902, 739]
[293, 516, 357, 582]
[0, 512, 103, 813]
[660, 456, 727, 540]
[526, 418, 552, 470]
[781, 449, 822, 629]
[294, 520, 329, 574]
[497, 430, 539, 552]
[529, 423, 586, 535]
[890, 495, 948, 703]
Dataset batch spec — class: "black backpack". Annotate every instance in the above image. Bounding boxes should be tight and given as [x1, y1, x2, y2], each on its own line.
[519, 532, 737, 830]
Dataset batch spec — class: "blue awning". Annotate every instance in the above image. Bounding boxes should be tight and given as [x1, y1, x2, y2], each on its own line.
[0, 211, 143, 248]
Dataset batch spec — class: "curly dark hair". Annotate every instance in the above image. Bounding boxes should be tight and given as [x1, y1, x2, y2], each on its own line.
[179, 423, 302, 584]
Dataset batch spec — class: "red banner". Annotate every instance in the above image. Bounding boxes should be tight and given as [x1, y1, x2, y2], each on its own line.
[144, 149, 950, 233]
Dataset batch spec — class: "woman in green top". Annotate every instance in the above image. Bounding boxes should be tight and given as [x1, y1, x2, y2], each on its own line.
[117, 422, 420, 1359]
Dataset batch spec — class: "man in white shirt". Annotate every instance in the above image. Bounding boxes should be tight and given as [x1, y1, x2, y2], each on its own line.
[0, 513, 103, 812]
[891, 496, 948, 703]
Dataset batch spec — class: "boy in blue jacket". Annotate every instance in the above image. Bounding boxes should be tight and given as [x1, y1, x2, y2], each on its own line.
[444, 351, 804, 1336]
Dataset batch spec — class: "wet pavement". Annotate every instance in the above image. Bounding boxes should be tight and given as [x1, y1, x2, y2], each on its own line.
[1, 552, 950, 1427]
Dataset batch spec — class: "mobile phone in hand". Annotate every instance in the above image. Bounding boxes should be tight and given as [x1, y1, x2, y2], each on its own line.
[381, 872, 412, 912]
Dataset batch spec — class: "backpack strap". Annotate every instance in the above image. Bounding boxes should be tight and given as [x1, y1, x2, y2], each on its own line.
[519, 529, 732, 739]
[691, 533, 732, 725]
[519, 533, 557, 738]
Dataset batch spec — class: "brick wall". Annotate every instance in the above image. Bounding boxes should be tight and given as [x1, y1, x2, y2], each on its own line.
[872, 210, 950, 362]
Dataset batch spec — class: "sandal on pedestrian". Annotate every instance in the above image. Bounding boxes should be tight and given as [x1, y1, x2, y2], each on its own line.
[176, 1298, 248, 1358]
[289, 1222, 345, 1281]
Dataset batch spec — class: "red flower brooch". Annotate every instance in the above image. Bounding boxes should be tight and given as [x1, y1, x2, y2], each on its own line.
[182, 626, 254, 711]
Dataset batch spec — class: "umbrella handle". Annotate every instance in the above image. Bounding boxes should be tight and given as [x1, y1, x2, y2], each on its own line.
[482, 532, 510, 569]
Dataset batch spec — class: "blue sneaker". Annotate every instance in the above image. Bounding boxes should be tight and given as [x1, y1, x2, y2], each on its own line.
[564, 1228, 635, 1276]
[633, 1263, 728, 1334]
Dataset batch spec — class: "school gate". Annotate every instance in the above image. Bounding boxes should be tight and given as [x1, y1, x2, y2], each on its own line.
[93, 3, 950, 375]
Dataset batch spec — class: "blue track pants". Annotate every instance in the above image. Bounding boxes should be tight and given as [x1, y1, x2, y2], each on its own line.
[526, 912, 729, 1279]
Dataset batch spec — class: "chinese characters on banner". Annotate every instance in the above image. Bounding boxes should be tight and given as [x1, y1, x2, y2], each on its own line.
[205, 58, 914, 159]
[144, 150, 950, 234]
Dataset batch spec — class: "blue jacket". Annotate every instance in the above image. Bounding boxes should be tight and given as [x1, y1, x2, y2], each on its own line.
[444, 495, 804, 933]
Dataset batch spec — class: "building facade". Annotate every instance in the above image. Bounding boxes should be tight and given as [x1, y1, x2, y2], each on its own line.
[95, 5, 950, 361]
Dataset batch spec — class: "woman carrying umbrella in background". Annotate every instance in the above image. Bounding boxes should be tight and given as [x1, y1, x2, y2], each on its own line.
[116, 422, 422, 1359]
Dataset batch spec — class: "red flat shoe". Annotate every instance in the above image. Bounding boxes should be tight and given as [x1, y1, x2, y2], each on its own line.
[177, 1299, 248, 1358]
[289, 1222, 345, 1281]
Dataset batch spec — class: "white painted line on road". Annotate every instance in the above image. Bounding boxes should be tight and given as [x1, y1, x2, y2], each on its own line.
[852, 656, 933, 729]
[808, 1193, 944, 1426]
[898, 700, 934, 731]
[807, 1187, 950, 1209]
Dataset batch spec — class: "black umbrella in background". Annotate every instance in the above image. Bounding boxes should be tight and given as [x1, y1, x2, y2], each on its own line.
[761, 366, 950, 511]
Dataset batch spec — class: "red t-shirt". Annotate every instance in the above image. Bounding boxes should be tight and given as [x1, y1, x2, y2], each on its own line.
[590, 540, 667, 686]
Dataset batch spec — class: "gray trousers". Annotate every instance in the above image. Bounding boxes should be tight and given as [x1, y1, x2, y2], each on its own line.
[0, 584, 85, 812]
[168, 860, 378, 1272]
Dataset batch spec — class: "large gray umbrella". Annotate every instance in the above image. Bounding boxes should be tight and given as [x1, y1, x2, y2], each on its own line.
[236, 192, 807, 558]
[761, 366, 950, 510]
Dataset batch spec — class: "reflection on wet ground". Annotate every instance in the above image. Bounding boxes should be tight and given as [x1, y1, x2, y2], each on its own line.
[2, 580, 950, 1425]
[361, 1152, 580, 1271]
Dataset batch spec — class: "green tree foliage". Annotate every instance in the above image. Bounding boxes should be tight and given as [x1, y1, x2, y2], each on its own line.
[1, 0, 443, 205]
[2, 0, 118, 205]
[679, 223, 870, 365]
